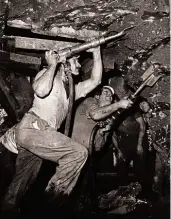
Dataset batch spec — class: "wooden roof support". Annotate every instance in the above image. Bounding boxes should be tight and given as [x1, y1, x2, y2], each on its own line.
[0, 50, 41, 70]
[2, 36, 79, 51]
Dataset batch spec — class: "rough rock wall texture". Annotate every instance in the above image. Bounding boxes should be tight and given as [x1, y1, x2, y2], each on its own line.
[6, 0, 138, 39]
[0, 0, 170, 151]
[106, 0, 170, 153]
[0, 68, 34, 121]
[0, 0, 8, 38]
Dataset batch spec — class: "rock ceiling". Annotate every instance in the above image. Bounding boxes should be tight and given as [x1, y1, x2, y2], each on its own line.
[0, 0, 170, 134]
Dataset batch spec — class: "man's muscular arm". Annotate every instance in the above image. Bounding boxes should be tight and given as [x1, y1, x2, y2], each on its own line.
[75, 47, 102, 100]
[33, 51, 59, 98]
[89, 99, 132, 121]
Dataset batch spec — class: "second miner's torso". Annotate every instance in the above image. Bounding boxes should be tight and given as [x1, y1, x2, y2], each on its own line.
[30, 76, 69, 130]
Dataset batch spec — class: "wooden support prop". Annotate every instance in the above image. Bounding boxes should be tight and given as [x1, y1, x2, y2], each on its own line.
[3, 36, 79, 51]
[0, 50, 41, 70]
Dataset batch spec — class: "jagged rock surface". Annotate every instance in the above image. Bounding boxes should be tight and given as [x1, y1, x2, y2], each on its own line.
[0, 0, 169, 156]
[0, 1, 169, 216]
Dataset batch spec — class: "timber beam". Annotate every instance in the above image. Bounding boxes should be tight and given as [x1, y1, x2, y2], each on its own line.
[2, 36, 79, 51]
[0, 50, 41, 70]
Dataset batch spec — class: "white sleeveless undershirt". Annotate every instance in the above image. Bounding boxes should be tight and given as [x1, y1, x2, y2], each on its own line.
[30, 76, 69, 130]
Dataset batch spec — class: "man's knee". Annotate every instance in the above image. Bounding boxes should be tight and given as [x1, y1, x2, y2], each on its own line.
[80, 146, 88, 161]
[75, 144, 88, 161]
[15, 129, 26, 146]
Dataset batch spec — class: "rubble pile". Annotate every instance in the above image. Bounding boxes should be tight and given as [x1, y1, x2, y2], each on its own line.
[0, 107, 7, 125]
[98, 182, 145, 214]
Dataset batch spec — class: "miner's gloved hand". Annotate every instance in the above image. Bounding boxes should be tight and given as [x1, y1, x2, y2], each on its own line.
[45, 50, 58, 66]
[118, 97, 133, 109]
[101, 118, 114, 133]
[98, 117, 114, 132]
[45, 50, 66, 66]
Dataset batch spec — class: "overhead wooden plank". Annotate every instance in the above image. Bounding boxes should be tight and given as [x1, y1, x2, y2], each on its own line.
[0, 50, 41, 70]
[3, 36, 79, 51]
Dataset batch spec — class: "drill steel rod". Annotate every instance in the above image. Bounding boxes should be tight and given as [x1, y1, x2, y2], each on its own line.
[56, 26, 135, 58]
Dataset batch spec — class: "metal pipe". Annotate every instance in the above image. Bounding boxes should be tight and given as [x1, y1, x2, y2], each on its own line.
[57, 27, 134, 58]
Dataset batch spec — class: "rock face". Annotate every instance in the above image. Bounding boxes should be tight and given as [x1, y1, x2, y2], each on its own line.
[0, 68, 34, 123]
[0, 1, 169, 140]
[0, 0, 8, 38]
[0, 0, 169, 214]
[6, 0, 138, 39]
[0, 0, 169, 157]
[0, 0, 170, 167]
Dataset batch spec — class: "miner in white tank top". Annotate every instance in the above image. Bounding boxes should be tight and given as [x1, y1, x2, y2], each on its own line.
[12, 48, 103, 198]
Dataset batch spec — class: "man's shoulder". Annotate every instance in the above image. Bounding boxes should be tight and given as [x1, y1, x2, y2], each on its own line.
[77, 97, 97, 110]
[76, 97, 98, 117]
[82, 97, 97, 106]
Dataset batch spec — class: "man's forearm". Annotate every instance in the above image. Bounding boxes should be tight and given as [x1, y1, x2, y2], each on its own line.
[90, 102, 121, 121]
[91, 50, 102, 85]
[33, 64, 57, 98]
[138, 130, 145, 146]
[137, 123, 146, 147]
[75, 48, 102, 100]
[135, 115, 146, 147]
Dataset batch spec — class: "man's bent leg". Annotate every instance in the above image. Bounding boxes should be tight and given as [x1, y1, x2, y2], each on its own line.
[45, 144, 88, 195]
[16, 126, 88, 196]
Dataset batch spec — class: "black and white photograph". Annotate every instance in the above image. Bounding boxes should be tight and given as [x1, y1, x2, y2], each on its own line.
[0, 0, 170, 218]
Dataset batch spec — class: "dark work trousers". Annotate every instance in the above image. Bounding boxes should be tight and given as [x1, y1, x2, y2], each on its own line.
[0, 144, 16, 200]
[1, 147, 42, 211]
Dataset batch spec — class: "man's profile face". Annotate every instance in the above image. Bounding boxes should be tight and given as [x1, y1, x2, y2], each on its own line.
[99, 88, 113, 106]
[68, 56, 81, 75]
